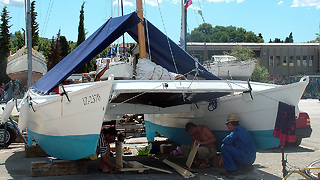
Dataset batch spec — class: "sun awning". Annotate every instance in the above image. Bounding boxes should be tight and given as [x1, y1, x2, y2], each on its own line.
[31, 12, 219, 94]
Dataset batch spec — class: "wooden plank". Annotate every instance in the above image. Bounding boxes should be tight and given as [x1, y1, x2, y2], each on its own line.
[25, 145, 49, 158]
[163, 159, 195, 178]
[119, 167, 150, 173]
[30, 160, 88, 177]
[144, 165, 172, 174]
[115, 141, 123, 167]
[185, 141, 200, 168]
[126, 161, 144, 168]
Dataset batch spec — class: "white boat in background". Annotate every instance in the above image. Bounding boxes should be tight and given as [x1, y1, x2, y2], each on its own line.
[204, 55, 256, 80]
[6, 46, 47, 85]
[95, 55, 134, 80]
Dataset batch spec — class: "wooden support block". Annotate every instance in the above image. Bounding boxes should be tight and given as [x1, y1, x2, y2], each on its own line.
[25, 145, 49, 158]
[30, 160, 88, 177]
[186, 141, 200, 168]
[116, 141, 123, 167]
[163, 159, 195, 178]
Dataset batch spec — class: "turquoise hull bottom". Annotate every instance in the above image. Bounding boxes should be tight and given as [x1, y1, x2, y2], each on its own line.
[145, 121, 280, 150]
[28, 130, 99, 160]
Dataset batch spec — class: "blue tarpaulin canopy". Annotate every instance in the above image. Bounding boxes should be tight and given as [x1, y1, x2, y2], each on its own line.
[31, 12, 220, 94]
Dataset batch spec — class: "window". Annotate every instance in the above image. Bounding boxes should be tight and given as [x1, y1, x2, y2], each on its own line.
[303, 56, 307, 67]
[296, 56, 301, 66]
[289, 56, 294, 66]
[269, 56, 274, 66]
[283, 56, 287, 66]
[276, 56, 281, 66]
[309, 56, 313, 66]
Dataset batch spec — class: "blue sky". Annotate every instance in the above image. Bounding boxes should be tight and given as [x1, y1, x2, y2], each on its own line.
[0, 0, 319, 44]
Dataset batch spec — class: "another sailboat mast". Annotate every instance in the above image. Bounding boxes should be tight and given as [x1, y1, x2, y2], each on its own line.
[136, 0, 147, 59]
[180, 0, 187, 51]
[26, 0, 33, 88]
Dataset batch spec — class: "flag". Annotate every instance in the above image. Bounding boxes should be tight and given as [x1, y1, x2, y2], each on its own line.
[185, 0, 192, 10]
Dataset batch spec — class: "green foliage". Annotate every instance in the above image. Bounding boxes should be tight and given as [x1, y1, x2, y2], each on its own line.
[31, 1, 39, 47]
[269, 32, 293, 43]
[47, 31, 62, 71]
[251, 65, 269, 83]
[187, 24, 264, 43]
[0, 6, 11, 84]
[10, 30, 25, 53]
[223, 45, 254, 61]
[38, 37, 51, 60]
[60, 36, 70, 58]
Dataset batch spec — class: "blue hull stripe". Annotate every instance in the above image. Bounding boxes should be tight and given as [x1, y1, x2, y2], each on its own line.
[145, 121, 280, 150]
[28, 130, 99, 160]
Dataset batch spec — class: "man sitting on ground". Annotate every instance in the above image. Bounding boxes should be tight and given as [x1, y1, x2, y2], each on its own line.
[185, 122, 217, 167]
[97, 127, 122, 173]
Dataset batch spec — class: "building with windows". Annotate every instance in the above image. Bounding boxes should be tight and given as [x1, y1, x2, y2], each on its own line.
[187, 42, 320, 81]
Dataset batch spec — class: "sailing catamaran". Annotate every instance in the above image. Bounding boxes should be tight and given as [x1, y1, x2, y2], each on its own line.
[1, 2, 308, 160]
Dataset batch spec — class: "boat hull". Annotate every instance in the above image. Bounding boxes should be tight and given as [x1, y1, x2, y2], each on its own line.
[145, 77, 309, 150]
[206, 60, 256, 80]
[19, 80, 114, 160]
[6, 48, 47, 85]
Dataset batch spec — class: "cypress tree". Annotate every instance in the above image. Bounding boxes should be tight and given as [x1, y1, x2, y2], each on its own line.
[0, 6, 11, 84]
[31, 1, 39, 47]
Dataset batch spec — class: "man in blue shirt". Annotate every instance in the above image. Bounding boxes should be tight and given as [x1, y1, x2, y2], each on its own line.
[220, 114, 256, 175]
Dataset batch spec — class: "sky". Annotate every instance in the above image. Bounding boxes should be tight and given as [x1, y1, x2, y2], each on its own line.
[0, 0, 319, 44]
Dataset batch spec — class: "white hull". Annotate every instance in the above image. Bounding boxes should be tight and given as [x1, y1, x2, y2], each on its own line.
[96, 58, 133, 80]
[144, 77, 309, 150]
[6, 47, 47, 85]
[205, 59, 256, 80]
[18, 80, 114, 160]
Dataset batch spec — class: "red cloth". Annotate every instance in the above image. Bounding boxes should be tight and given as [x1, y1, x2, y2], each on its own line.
[273, 101, 296, 147]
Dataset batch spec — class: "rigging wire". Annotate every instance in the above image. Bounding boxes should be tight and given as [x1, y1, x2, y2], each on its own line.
[143, 0, 152, 60]
[40, 0, 54, 38]
[156, 0, 179, 75]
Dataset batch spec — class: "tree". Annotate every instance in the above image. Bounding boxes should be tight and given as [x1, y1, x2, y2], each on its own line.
[31, 1, 39, 47]
[285, 32, 293, 43]
[77, 2, 85, 47]
[60, 35, 70, 59]
[47, 30, 62, 71]
[0, 6, 11, 84]
[223, 45, 255, 61]
[187, 24, 264, 43]
[251, 65, 269, 83]
[11, 30, 25, 53]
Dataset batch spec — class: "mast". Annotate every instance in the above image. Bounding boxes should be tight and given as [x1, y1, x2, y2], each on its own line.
[136, 0, 147, 59]
[180, 0, 187, 51]
[26, 0, 33, 88]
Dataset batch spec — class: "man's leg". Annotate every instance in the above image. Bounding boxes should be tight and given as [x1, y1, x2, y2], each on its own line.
[221, 144, 241, 171]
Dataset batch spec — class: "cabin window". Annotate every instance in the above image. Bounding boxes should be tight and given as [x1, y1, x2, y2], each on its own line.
[283, 56, 287, 66]
[276, 56, 281, 66]
[269, 56, 274, 66]
[296, 56, 301, 66]
[303, 56, 307, 67]
[289, 56, 294, 66]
